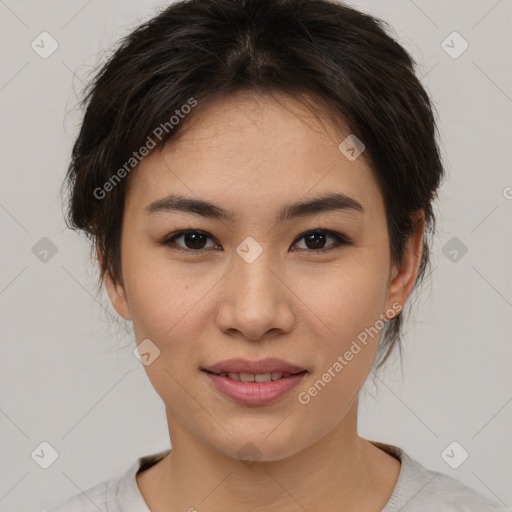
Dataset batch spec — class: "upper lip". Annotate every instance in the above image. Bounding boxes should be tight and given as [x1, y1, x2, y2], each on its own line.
[202, 357, 307, 375]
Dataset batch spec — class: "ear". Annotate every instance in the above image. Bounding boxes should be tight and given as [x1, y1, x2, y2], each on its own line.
[384, 210, 425, 320]
[96, 241, 132, 320]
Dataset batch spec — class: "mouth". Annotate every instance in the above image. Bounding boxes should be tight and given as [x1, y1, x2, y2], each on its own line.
[200, 358, 308, 405]
[201, 357, 308, 376]
[202, 369, 307, 382]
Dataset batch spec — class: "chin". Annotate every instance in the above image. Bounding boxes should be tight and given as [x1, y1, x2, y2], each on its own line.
[209, 426, 307, 464]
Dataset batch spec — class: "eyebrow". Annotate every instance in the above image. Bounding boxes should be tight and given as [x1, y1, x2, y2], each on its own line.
[144, 192, 365, 222]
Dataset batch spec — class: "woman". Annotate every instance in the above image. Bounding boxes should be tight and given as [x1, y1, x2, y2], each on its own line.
[48, 0, 506, 510]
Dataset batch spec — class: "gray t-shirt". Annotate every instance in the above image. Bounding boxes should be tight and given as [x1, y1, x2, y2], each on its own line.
[45, 442, 508, 511]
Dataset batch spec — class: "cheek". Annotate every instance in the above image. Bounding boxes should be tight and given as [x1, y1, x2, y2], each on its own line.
[121, 235, 207, 339]
[124, 264, 209, 400]
[127, 276, 208, 346]
[290, 264, 387, 425]
[293, 256, 389, 340]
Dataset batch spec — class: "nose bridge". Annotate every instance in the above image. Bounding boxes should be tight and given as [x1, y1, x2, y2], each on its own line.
[239, 249, 277, 298]
[233, 245, 280, 307]
[232, 232, 276, 287]
[216, 245, 293, 339]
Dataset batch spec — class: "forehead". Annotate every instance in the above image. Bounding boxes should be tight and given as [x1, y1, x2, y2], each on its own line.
[124, 92, 382, 219]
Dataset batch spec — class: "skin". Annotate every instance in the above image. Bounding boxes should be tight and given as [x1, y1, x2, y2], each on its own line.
[100, 90, 425, 512]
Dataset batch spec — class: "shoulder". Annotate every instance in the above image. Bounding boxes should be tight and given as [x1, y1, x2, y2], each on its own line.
[420, 471, 508, 511]
[376, 442, 508, 512]
[43, 450, 170, 512]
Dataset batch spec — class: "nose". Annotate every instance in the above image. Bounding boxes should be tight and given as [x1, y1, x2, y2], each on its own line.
[215, 252, 295, 341]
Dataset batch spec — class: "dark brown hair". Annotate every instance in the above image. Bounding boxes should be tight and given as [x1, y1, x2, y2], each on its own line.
[62, 0, 445, 371]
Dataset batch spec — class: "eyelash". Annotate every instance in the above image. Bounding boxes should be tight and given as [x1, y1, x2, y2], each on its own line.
[159, 228, 351, 254]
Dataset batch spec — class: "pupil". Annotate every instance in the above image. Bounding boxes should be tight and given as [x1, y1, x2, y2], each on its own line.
[185, 233, 206, 249]
[306, 232, 326, 249]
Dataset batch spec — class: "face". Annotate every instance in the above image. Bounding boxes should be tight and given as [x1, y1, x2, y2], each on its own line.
[103, 91, 423, 463]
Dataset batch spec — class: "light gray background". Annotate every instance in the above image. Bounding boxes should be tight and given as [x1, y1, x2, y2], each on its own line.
[0, 1, 511, 511]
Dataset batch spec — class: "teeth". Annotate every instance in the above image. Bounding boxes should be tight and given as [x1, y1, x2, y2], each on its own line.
[255, 373, 273, 383]
[216, 371, 294, 382]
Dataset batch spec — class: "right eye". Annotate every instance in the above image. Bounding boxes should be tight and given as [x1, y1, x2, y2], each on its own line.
[160, 229, 221, 252]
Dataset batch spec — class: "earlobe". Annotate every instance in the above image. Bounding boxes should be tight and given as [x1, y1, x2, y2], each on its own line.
[96, 241, 132, 321]
[384, 211, 425, 319]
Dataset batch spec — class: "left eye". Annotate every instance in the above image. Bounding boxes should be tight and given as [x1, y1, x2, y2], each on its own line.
[161, 229, 349, 252]
[292, 229, 349, 251]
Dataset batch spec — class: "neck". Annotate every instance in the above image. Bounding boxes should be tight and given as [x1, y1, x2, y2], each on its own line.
[137, 399, 400, 512]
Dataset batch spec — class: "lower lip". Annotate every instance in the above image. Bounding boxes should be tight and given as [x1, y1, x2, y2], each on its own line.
[203, 370, 307, 405]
